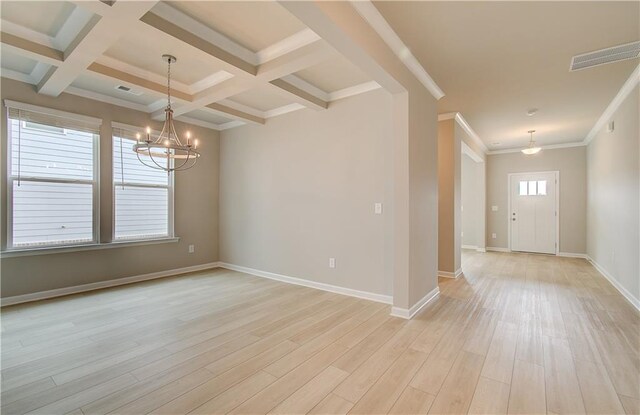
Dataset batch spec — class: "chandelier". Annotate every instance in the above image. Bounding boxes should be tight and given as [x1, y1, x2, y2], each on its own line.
[133, 54, 200, 172]
[521, 129, 541, 155]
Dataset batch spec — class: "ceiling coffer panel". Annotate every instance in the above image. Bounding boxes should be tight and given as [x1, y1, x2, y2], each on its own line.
[570, 41, 640, 71]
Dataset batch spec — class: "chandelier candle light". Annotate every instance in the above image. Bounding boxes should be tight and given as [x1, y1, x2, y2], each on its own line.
[133, 54, 200, 172]
[521, 129, 541, 155]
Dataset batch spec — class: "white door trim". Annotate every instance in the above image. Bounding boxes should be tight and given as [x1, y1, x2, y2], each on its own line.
[507, 171, 559, 255]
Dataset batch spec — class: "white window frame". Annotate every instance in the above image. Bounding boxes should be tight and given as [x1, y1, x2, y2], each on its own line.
[111, 122, 174, 242]
[5, 101, 101, 250]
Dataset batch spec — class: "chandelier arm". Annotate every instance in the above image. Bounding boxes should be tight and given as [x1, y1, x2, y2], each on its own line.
[172, 150, 194, 170]
[154, 115, 168, 145]
[176, 155, 199, 171]
[136, 151, 166, 170]
[148, 148, 173, 171]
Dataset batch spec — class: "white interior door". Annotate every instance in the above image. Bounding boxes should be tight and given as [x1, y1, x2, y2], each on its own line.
[510, 172, 557, 254]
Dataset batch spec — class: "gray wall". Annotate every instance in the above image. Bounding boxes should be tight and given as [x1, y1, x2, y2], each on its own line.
[0, 78, 220, 298]
[462, 153, 479, 247]
[220, 89, 394, 297]
[486, 146, 587, 254]
[587, 85, 639, 303]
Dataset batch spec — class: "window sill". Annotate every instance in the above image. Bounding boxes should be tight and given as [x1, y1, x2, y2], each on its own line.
[0, 237, 180, 258]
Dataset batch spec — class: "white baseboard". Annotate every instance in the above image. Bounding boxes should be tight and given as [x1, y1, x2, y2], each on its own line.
[487, 246, 511, 253]
[557, 252, 588, 259]
[476, 247, 487, 253]
[438, 268, 463, 279]
[390, 287, 440, 319]
[1, 262, 221, 307]
[461, 245, 477, 250]
[587, 256, 640, 311]
[217, 262, 393, 305]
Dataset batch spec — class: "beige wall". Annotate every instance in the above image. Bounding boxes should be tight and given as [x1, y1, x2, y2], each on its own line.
[220, 89, 393, 297]
[587, 85, 639, 303]
[0, 78, 220, 298]
[282, 1, 440, 312]
[462, 153, 479, 247]
[437, 119, 461, 273]
[486, 146, 587, 253]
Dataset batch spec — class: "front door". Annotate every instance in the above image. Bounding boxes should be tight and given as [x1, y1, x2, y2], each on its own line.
[509, 172, 557, 254]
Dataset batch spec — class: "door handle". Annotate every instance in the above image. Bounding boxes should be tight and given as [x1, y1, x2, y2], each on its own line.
[512, 218, 516, 221]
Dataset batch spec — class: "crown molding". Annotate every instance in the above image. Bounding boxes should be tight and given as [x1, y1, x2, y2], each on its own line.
[189, 71, 234, 95]
[174, 115, 224, 131]
[584, 63, 639, 145]
[64, 86, 150, 113]
[439, 112, 488, 154]
[462, 141, 484, 163]
[263, 103, 306, 119]
[350, 1, 444, 101]
[93, 55, 191, 95]
[437, 112, 457, 121]
[53, 5, 95, 51]
[0, 19, 55, 48]
[1, 70, 36, 85]
[217, 120, 246, 130]
[487, 141, 586, 155]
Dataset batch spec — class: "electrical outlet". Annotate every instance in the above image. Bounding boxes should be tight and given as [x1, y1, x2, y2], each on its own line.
[329, 258, 336, 268]
[492, 233, 497, 239]
[491, 205, 498, 212]
[374, 203, 383, 215]
[188, 244, 195, 254]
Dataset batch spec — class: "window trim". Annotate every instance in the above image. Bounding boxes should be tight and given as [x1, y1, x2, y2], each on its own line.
[5, 108, 100, 250]
[0, 237, 180, 258]
[111, 124, 175, 243]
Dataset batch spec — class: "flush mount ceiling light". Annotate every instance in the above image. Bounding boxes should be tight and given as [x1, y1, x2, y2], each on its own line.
[133, 54, 200, 172]
[521, 130, 541, 155]
[527, 108, 538, 116]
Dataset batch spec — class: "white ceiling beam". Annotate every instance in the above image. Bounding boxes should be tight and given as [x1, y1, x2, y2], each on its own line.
[37, 1, 158, 96]
[87, 62, 191, 102]
[139, 11, 257, 76]
[350, 1, 445, 100]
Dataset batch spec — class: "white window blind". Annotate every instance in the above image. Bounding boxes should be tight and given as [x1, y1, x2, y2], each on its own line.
[113, 126, 173, 241]
[6, 101, 100, 248]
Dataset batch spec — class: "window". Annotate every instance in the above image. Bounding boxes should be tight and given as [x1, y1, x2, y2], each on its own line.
[112, 126, 173, 241]
[6, 102, 100, 248]
[519, 180, 548, 196]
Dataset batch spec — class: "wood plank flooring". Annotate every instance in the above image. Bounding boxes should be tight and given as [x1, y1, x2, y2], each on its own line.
[1, 250, 638, 414]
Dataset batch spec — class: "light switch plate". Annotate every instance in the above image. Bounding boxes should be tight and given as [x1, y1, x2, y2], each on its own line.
[188, 244, 195, 253]
[492, 233, 497, 239]
[329, 258, 336, 268]
[491, 205, 498, 212]
[374, 203, 383, 214]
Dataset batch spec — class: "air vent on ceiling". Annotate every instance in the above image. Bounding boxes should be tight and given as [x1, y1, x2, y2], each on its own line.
[115, 85, 143, 96]
[570, 41, 640, 71]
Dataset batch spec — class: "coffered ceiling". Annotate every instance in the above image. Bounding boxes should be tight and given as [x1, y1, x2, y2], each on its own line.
[375, 1, 640, 150]
[0, 1, 379, 131]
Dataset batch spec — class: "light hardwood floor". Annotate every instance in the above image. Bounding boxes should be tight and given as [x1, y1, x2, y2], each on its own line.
[1, 251, 639, 414]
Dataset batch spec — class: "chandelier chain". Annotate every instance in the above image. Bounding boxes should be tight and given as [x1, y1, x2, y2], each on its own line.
[167, 58, 171, 110]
